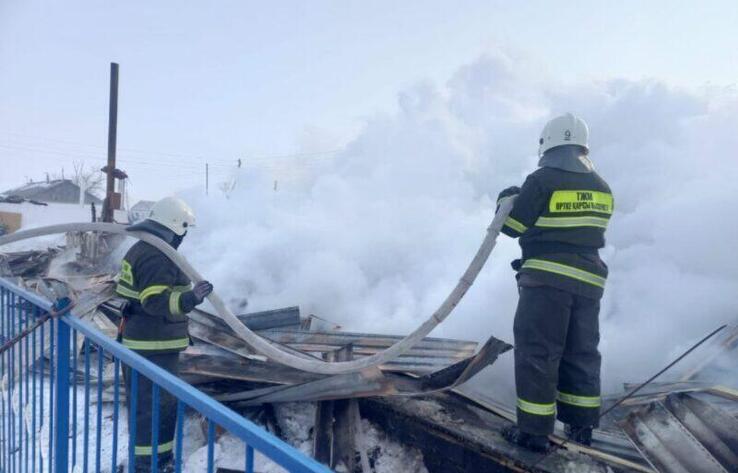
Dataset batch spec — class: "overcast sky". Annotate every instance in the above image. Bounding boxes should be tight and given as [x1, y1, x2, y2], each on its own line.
[1, 1, 737, 201]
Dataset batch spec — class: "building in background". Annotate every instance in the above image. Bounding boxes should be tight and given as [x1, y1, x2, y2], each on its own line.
[1, 179, 103, 205]
[128, 200, 155, 223]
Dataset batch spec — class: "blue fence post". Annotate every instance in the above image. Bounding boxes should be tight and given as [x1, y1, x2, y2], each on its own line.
[54, 318, 71, 473]
[0, 278, 333, 473]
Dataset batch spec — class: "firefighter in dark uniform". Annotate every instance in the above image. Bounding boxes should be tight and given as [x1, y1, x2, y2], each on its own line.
[499, 113, 613, 452]
[116, 197, 213, 472]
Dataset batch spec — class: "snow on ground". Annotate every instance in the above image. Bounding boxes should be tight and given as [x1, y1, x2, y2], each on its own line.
[186, 403, 428, 473]
[3, 363, 430, 472]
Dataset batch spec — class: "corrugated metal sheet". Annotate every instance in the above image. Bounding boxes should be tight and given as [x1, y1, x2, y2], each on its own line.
[188, 308, 480, 374]
[620, 392, 738, 473]
[215, 335, 512, 405]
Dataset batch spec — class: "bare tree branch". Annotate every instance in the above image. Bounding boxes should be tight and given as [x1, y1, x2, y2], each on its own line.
[70, 161, 105, 198]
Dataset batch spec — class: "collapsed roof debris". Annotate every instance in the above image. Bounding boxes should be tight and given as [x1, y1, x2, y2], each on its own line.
[0, 248, 60, 278]
[620, 393, 738, 473]
[6, 245, 738, 472]
[601, 326, 738, 473]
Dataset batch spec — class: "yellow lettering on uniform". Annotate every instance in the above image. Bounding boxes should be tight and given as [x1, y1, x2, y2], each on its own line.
[120, 260, 134, 285]
[549, 191, 613, 215]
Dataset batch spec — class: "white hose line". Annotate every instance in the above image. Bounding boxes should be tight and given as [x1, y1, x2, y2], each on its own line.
[0, 198, 514, 374]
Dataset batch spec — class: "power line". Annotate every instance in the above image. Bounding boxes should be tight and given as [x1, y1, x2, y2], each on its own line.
[0, 144, 334, 170]
[0, 143, 341, 180]
[0, 130, 343, 166]
[0, 136, 342, 196]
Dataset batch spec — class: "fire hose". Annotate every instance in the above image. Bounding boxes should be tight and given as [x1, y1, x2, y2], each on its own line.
[0, 198, 515, 375]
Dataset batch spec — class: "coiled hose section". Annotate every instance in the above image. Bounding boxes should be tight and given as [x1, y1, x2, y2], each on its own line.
[0, 198, 514, 374]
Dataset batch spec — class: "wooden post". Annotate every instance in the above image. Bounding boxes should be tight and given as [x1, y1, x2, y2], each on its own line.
[332, 345, 358, 472]
[312, 349, 336, 464]
[312, 344, 362, 472]
[102, 62, 119, 222]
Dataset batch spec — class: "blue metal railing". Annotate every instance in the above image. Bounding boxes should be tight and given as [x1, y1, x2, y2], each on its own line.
[0, 277, 332, 473]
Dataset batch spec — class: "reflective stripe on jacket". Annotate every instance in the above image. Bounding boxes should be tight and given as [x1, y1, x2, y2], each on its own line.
[501, 166, 612, 299]
[116, 240, 192, 353]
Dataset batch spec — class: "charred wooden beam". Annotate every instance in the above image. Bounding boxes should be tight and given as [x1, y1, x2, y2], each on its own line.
[331, 345, 358, 472]
[360, 393, 636, 473]
[312, 345, 361, 472]
[313, 349, 338, 465]
[312, 395, 335, 465]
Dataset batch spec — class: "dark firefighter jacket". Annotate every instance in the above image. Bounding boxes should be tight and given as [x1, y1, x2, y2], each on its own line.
[501, 166, 613, 299]
[115, 241, 194, 353]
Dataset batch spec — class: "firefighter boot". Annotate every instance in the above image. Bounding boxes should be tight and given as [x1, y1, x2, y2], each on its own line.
[502, 425, 551, 453]
[160, 457, 177, 473]
[565, 424, 593, 446]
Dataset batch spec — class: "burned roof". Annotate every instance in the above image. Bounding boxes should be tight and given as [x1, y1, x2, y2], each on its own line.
[12, 245, 738, 473]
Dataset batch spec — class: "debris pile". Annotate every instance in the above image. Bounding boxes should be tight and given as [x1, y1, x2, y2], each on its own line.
[67, 279, 651, 473]
[0, 248, 60, 277]
[5, 246, 738, 473]
[0, 195, 48, 206]
[603, 326, 738, 473]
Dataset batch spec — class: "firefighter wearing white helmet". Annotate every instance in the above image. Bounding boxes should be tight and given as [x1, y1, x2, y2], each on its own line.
[117, 196, 212, 472]
[496, 113, 613, 452]
[147, 196, 196, 236]
[538, 112, 589, 156]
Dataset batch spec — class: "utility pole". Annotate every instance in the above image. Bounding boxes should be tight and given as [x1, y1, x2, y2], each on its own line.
[102, 62, 119, 222]
[205, 162, 209, 195]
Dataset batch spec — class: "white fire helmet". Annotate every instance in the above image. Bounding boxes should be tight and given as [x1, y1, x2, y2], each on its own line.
[147, 197, 195, 236]
[538, 113, 589, 157]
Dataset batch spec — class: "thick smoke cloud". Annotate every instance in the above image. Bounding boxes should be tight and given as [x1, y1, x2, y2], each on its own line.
[182, 52, 738, 396]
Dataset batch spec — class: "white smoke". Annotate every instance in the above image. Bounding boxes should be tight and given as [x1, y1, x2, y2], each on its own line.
[181, 51, 738, 396]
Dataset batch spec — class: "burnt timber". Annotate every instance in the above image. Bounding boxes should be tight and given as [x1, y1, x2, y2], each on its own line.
[10, 247, 738, 473]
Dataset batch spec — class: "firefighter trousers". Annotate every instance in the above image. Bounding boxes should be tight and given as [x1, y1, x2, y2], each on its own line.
[513, 283, 601, 435]
[124, 351, 180, 471]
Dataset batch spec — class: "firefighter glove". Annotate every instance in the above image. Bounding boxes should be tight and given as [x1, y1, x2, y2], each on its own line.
[497, 186, 521, 203]
[192, 280, 214, 304]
